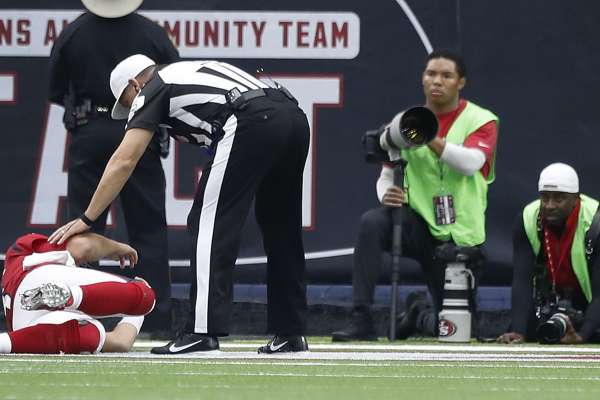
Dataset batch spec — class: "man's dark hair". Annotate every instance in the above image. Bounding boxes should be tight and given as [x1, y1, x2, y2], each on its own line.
[425, 50, 467, 78]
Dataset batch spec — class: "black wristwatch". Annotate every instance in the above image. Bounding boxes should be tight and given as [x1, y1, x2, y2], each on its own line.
[79, 213, 95, 226]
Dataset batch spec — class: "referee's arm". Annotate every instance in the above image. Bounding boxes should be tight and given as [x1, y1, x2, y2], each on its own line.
[84, 128, 154, 221]
[48, 128, 154, 244]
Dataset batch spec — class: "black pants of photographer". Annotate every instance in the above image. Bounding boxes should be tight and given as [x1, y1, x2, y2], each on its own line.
[353, 206, 481, 336]
[67, 118, 172, 333]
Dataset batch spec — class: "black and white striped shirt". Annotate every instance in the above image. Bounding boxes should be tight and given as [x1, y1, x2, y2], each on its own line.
[126, 60, 269, 148]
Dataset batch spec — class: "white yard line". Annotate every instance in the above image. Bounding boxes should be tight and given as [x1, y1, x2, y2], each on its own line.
[4, 357, 600, 369]
[108, 351, 600, 362]
[134, 341, 600, 354]
[2, 350, 600, 363]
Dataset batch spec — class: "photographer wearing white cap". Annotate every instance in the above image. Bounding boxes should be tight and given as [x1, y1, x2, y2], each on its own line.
[498, 163, 600, 344]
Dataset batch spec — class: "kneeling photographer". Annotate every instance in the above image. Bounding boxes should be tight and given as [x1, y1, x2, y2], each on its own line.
[332, 50, 499, 341]
[498, 163, 600, 344]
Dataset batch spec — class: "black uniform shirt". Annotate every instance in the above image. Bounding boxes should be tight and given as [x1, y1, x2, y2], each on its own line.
[48, 12, 179, 106]
[126, 60, 269, 148]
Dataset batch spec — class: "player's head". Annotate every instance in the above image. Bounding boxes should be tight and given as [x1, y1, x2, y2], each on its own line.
[422, 49, 466, 109]
[538, 163, 580, 227]
[81, 0, 144, 18]
[110, 54, 156, 120]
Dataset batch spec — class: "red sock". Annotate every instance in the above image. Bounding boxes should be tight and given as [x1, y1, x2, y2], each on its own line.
[8, 320, 99, 354]
[79, 323, 101, 353]
[78, 281, 155, 316]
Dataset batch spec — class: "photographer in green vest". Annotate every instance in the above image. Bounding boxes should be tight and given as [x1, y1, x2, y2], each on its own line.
[498, 163, 600, 344]
[332, 50, 499, 341]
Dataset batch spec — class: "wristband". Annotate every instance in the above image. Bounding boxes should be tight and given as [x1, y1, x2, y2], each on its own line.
[79, 213, 95, 226]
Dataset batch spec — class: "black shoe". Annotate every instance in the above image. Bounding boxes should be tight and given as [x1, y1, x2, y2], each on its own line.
[332, 309, 377, 342]
[150, 333, 219, 354]
[257, 335, 308, 354]
[395, 292, 431, 340]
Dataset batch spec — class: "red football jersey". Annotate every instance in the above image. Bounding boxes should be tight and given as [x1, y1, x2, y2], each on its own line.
[2, 233, 67, 331]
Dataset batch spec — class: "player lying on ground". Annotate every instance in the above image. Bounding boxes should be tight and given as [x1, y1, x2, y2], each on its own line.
[0, 232, 155, 354]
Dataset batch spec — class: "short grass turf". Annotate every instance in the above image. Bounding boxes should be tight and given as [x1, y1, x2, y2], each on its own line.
[1, 339, 600, 400]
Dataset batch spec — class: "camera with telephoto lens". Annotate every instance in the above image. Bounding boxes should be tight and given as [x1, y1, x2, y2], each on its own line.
[362, 106, 438, 163]
[536, 298, 584, 344]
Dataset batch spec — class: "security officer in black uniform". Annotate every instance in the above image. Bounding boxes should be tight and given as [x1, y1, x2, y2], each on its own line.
[47, 0, 179, 337]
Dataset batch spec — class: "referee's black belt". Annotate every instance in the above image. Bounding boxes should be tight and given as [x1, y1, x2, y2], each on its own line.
[74, 100, 112, 118]
[225, 86, 297, 112]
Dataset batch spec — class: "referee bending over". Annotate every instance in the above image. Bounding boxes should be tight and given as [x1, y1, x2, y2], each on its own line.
[50, 55, 310, 354]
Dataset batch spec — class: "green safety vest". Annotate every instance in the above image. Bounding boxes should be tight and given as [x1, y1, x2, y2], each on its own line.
[401, 101, 499, 246]
[522, 194, 598, 303]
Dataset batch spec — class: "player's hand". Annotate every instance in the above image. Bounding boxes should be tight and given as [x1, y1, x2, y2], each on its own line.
[113, 243, 138, 269]
[382, 186, 407, 207]
[560, 316, 583, 344]
[496, 332, 525, 344]
[48, 218, 90, 245]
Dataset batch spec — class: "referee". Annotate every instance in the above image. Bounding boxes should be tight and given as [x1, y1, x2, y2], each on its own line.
[50, 55, 310, 354]
[47, 0, 179, 338]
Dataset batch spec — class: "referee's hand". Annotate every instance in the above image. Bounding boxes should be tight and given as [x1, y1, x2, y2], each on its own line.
[48, 218, 90, 245]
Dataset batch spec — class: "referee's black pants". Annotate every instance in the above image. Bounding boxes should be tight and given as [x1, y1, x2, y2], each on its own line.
[187, 89, 309, 336]
[67, 118, 171, 332]
[353, 206, 483, 335]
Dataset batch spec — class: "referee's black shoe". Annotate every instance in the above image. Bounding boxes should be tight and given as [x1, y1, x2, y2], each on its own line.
[151, 333, 219, 354]
[257, 335, 309, 354]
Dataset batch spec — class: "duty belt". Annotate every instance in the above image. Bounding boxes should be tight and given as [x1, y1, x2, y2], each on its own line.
[74, 99, 111, 121]
[211, 86, 298, 143]
[225, 86, 298, 111]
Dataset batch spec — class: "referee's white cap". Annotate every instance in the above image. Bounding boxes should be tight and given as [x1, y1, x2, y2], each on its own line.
[538, 162, 579, 193]
[81, 0, 143, 18]
[110, 54, 155, 120]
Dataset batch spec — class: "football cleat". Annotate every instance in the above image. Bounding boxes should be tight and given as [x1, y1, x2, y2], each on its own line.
[257, 335, 309, 354]
[20, 282, 72, 311]
[150, 333, 220, 354]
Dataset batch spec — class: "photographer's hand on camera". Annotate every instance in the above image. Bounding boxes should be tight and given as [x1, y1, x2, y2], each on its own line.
[426, 137, 446, 157]
[382, 186, 407, 207]
[559, 316, 584, 344]
[496, 332, 525, 344]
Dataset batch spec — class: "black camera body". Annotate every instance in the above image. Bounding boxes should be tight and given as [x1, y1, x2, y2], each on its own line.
[363, 126, 390, 163]
[361, 106, 438, 163]
[536, 298, 584, 344]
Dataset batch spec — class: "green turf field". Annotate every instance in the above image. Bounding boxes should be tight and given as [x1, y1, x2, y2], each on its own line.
[1, 339, 600, 400]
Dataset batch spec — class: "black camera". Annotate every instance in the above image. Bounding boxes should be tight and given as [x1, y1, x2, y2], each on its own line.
[536, 298, 584, 344]
[363, 126, 390, 163]
[362, 106, 438, 163]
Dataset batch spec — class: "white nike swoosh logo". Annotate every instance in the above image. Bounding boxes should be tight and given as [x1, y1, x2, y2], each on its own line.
[269, 340, 288, 352]
[169, 339, 206, 353]
[477, 141, 490, 149]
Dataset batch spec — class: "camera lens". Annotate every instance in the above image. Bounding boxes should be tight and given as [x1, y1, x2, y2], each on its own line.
[537, 313, 568, 344]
